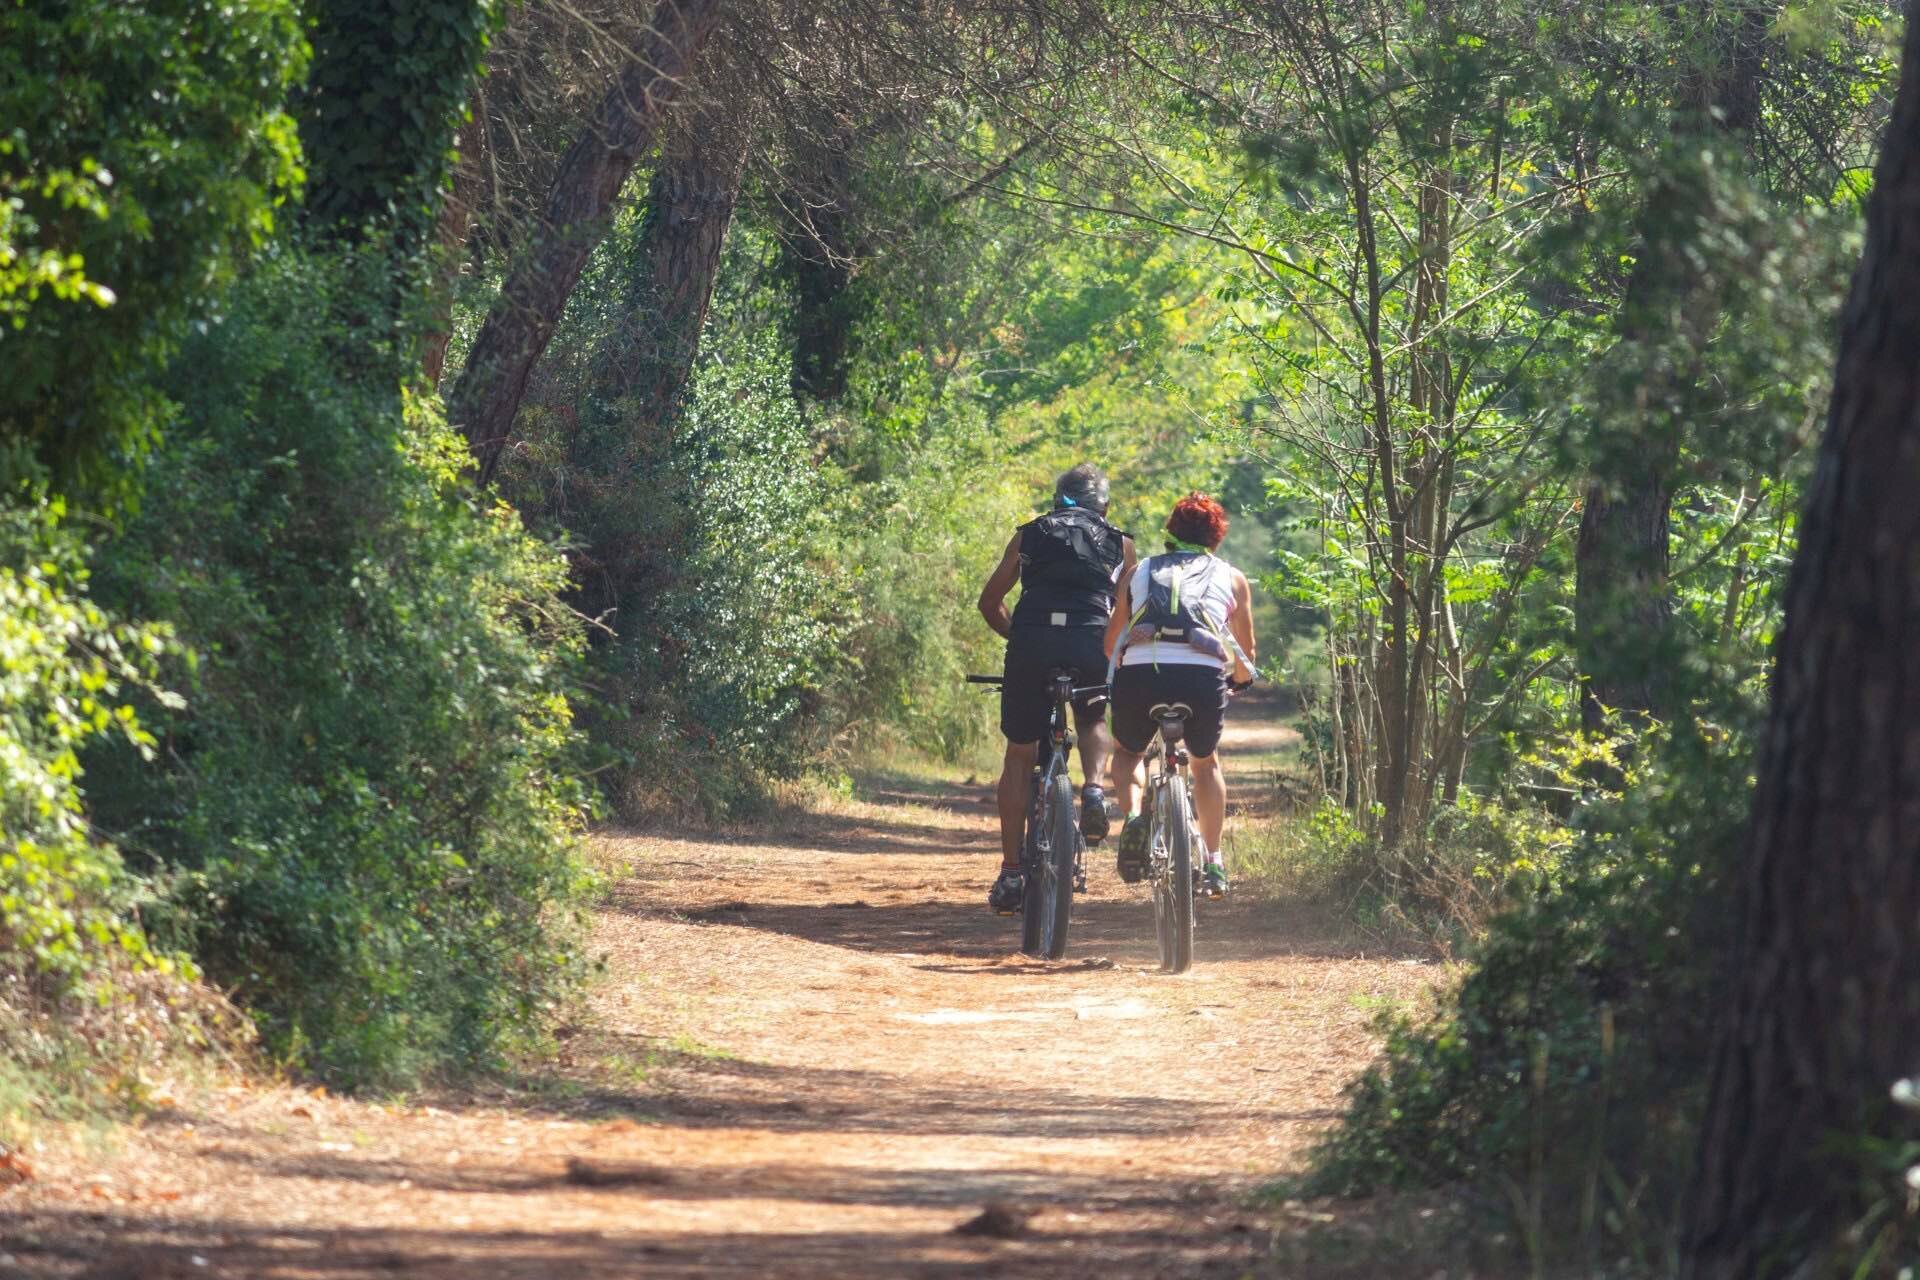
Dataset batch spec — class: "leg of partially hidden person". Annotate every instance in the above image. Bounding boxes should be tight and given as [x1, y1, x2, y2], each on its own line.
[990, 739, 1041, 914]
[1073, 705, 1112, 842]
[1110, 746, 1142, 817]
[996, 740, 1041, 867]
[1191, 752, 1226, 855]
[1075, 706, 1112, 792]
[1109, 743, 1149, 883]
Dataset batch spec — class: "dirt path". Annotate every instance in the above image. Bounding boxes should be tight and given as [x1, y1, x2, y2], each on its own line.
[1, 701, 1443, 1279]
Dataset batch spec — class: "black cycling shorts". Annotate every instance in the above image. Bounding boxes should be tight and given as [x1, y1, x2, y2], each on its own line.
[1110, 662, 1229, 758]
[1000, 625, 1110, 744]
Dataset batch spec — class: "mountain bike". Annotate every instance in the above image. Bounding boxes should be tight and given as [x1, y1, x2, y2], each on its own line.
[967, 669, 1108, 959]
[1142, 700, 1199, 973]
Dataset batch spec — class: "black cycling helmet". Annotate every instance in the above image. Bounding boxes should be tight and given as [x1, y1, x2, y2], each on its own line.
[1053, 463, 1110, 515]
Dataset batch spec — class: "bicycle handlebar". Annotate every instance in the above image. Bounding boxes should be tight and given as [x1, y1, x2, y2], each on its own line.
[964, 673, 1108, 699]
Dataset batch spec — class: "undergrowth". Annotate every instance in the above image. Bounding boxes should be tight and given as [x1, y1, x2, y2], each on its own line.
[85, 248, 595, 1088]
[1294, 722, 1749, 1271]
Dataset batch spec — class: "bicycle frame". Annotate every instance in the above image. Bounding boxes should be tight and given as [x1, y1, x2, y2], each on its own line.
[1144, 703, 1194, 853]
[1143, 700, 1198, 972]
[966, 668, 1107, 958]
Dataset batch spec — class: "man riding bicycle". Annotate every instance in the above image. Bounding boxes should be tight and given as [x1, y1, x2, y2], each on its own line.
[976, 464, 1137, 914]
[1108, 493, 1256, 897]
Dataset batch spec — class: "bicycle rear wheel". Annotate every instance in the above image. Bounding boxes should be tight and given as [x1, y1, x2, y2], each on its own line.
[1021, 770, 1077, 959]
[1153, 779, 1195, 973]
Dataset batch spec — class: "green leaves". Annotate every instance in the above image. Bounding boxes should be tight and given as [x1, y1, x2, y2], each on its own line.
[0, 0, 305, 497]
[0, 502, 180, 994]
[294, 0, 499, 272]
[83, 247, 592, 1086]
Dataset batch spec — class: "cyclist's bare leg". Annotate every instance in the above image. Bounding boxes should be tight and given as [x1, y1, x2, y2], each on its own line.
[1073, 705, 1112, 793]
[996, 740, 1041, 867]
[1191, 752, 1226, 854]
[1110, 746, 1144, 816]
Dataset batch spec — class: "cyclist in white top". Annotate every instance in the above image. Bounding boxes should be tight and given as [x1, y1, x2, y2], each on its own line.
[1102, 493, 1256, 896]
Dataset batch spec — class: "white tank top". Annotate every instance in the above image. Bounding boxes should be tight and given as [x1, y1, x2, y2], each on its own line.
[1117, 553, 1239, 670]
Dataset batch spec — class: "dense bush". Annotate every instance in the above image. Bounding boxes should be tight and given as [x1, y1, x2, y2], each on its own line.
[1303, 723, 1752, 1261]
[0, 505, 175, 994]
[601, 332, 848, 815]
[87, 248, 592, 1086]
[0, 502, 238, 1121]
[501, 248, 851, 818]
[0, 0, 305, 494]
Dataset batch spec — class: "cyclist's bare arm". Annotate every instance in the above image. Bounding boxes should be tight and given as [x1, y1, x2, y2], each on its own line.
[1230, 569, 1257, 682]
[1104, 536, 1136, 658]
[977, 532, 1023, 639]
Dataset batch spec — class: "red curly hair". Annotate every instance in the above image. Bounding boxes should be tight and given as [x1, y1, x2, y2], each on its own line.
[1166, 492, 1229, 549]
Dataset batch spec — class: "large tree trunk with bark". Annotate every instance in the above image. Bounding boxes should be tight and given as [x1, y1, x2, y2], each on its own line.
[593, 119, 746, 429]
[559, 112, 745, 633]
[1574, 0, 1770, 732]
[449, 0, 726, 484]
[1682, 15, 1920, 1275]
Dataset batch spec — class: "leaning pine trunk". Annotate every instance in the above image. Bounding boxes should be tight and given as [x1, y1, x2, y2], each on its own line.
[449, 0, 727, 484]
[593, 118, 746, 429]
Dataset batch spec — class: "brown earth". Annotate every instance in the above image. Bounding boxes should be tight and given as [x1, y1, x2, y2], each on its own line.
[0, 702, 1462, 1279]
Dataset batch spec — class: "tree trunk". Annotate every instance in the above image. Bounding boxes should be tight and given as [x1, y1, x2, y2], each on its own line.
[1575, 460, 1674, 731]
[1682, 15, 1920, 1275]
[777, 144, 859, 401]
[1573, 0, 1770, 732]
[422, 114, 485, 388]
[557, 114, 745, 632]
[449, 0, 726, 484]
[592, 119, 746, 428]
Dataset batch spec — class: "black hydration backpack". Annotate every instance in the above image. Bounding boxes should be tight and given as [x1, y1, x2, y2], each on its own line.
[1011, 506, 1127, 625]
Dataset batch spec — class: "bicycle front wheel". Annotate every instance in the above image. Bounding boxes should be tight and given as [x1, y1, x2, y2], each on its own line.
[1153, 781, 1194, 974]
[1022, 769, 1077, 959]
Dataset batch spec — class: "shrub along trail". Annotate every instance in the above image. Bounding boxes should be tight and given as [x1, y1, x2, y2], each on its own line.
[1, 703, 1441, 1278]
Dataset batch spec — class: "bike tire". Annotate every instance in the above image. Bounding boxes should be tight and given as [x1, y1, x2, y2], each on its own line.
[1022, 770, 1077, 959]
[1155, 781, 1195, 974]
[1020, 773, 1046, 956]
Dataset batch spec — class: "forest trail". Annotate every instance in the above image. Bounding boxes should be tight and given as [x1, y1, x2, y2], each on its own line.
[2, 697, 1443, 1279]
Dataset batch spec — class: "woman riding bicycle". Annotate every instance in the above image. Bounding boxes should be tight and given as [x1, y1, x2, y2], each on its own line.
[1106, 493, 1256, 897]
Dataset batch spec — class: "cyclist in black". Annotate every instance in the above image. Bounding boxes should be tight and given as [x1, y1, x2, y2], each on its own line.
[976, 464, 1136, 913]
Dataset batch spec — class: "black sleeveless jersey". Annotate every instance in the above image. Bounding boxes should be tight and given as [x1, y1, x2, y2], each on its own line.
[1010, 506, 1127, 627]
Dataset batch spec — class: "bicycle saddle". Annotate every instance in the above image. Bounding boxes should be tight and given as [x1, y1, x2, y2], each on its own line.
[1149, 701, 1194, 722]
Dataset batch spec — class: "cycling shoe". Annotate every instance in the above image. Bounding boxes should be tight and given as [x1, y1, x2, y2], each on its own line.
[1115, 814, 1150, 883]
[1080, 785, 1110, 844]
[988, 868, 1026, 915]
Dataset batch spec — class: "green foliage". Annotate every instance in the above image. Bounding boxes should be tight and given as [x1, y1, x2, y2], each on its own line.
[0, 500, 242, 1128]
[0, 0, 305, 495]
[1304, 722, 1754, 1263]
[0, 502, 178, 994]
[295, 0, 500, 264]
[87, 248, 591, 1086]
[496, 217, 849, 817]
[608, 331, 847, 814]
